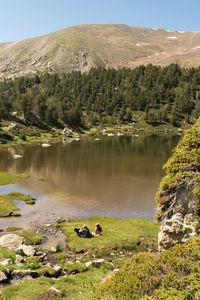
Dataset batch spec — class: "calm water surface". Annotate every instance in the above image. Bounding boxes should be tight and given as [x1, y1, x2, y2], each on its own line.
[0, 135, 179, 229]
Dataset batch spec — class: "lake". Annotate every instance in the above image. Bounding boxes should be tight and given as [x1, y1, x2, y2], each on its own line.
[0, 134, 179, 229]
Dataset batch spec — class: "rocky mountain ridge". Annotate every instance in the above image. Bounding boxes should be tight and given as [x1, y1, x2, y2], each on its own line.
[1, 24, 200, 78]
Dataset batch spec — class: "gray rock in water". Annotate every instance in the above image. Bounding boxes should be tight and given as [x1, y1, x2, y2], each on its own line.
[16, 245, 36, 257]
[0, 234, 23, 250]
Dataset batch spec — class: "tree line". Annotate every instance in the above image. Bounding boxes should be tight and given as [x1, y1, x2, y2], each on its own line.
[0, 64, 200, 128]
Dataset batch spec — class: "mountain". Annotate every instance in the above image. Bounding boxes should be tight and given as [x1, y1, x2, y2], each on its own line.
[1, 24, 200, 78]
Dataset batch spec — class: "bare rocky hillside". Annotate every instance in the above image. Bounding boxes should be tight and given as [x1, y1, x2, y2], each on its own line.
[1, 24, 200, 78]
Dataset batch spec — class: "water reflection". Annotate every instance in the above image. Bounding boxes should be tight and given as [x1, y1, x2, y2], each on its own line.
[0, 134, 180, 227]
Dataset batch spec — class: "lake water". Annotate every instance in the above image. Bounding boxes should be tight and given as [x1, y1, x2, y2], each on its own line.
[0, 134, 179, 229]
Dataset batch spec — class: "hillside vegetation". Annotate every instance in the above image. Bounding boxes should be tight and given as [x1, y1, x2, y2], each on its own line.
[1, 24, 200, 77]
[0, 65, 200, 144]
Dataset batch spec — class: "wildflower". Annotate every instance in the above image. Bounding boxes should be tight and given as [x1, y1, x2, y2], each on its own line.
[181, 248, 184, 251]
[124, 288, 127, 292]
[164, 268, 169, 272]
[158, 276, 161, 280]
[171, 262, 174, 265]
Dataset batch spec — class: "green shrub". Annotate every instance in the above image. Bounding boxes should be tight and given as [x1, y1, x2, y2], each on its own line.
[96, 236, 200, 299]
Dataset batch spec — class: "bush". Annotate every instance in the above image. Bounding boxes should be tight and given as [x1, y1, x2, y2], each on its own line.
[96, 236, 200, 299]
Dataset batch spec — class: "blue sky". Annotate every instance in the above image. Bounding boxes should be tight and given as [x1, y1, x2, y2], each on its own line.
[0, 0, 199, 42]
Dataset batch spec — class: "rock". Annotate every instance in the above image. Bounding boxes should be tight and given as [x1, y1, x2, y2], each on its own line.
[8, 123, 19, 131]
[47, 287, 60, 296]
[42, 143, 51, 147]
[16, 245, 36, 257]
[0, 271, 7, 282]
[11, 269, 39, 279]
[92, 259, 104, 267]
[53, 265, 62, 277]
[50, 246, 57, 253]
[85, 261, 92, 268]
[0, 234, 23, 250]
[13, 154, 22, 159]
[15, 255, 24, 264]
[0, 259, 11, 266]
[62, 126, 73, 135]
[158, 188, 197, 251]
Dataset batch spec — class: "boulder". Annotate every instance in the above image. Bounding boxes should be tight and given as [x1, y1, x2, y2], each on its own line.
[8, 123, 19, 131]
[11, 269, 39, 279]
[15, 255, 24, 264]
[62, 126, 73, 135]
[0, 259, 11, 266]
[47, 287, 60, 296]
[0, 271, 7, 282]
[16, 245, 36, 257]
[0, 234, 23, 250]
[42, 143, 51, 147]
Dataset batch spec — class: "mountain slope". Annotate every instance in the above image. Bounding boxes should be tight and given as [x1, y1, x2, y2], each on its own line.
[1, 24, 200, 77]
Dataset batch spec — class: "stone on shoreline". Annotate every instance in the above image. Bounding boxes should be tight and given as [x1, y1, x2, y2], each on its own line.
[16, 245, 36, 257]
[0, 234, 23, 250]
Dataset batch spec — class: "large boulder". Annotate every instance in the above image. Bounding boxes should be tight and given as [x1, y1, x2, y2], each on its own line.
[16, 245, 36, 257]
[0, 234, 23, 250]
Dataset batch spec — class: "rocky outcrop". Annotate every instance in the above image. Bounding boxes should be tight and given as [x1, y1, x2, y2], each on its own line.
[158, 188, 197, 251]
[156, 117, 200, 251]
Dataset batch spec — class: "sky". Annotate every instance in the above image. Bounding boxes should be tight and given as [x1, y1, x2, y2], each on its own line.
[0, 0, 200, 42]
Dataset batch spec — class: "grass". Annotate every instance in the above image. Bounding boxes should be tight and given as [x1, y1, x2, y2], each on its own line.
[0, 172, 29, 185]
[8, 192, 36, 205]
[0, 194, 20, 217]
[1, 267, 110, 300]
[18, 230, 44, 245]
[57, 216, 160, 253]
[0, 192, 36, 218]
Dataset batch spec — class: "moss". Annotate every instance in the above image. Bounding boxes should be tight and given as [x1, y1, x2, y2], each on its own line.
[156, 117, 200, 218]
[63, 262, 87, 274]
[0, 172, 29, 185]
[19, 229, 44, 245]
[96, 236, 200, 299]
[6, 226, 22, 232]
[8, 192, 36, 205]
[38, 177, 46, 181]
[0, 194, 20, 217]
[56, 218, 66, 224]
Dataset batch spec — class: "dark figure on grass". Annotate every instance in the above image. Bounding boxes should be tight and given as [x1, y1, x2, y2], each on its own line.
[74, 224, 92, 238]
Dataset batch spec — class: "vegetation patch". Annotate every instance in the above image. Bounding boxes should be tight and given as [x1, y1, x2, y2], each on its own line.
[6, 226, 22, 232]
[0, 172, 29, 185]
[8, 192, 36, 205]
[0, 194, 20, 217]
[156, 117, 200, 220]
[96, 236, 200, 300]
[19, 229, 44, 245]
[57, 216, 159, 254]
